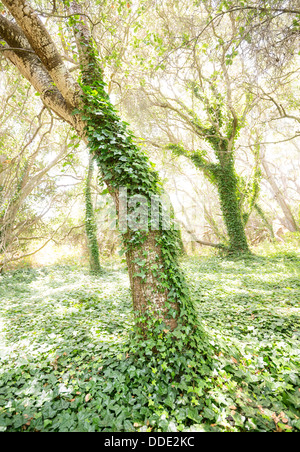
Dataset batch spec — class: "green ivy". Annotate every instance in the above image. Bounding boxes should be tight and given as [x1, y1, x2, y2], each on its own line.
[60, 18, 216, 396]
[0, 247, 299, 432]
[84, 158, 102, 275]
[168, 83, 252, 254]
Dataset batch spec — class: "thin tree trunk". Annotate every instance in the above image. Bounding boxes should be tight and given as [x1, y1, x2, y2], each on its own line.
[254, 203, 275, 240]
[85, 157, 102, 274]
[262, 159, 299, 233]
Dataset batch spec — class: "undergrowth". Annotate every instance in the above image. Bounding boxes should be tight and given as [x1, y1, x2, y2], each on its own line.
[0, 246, 299, 432]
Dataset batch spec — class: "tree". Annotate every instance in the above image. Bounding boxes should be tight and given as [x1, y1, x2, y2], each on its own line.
[165, 83, 252, 255]
[0, 0, 199, 342]
[84, 156, 102, 274]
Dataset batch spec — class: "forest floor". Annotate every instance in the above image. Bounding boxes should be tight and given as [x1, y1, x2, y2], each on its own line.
[0, 241, 299, 432]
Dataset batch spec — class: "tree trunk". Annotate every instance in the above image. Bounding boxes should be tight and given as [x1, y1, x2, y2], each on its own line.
[169, 142, 250, 254]
[262, 159, 299, 233]
[85, 157, 102, 274]
[215, 164, 250, 253]
[254, 203, 275, 240]
[85, 99, 185, 331]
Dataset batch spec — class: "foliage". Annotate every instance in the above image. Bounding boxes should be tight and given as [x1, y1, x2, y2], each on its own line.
[73, 29, 202, 347]
[168, 135, 251, 254]
[0, 243, 299, 432]
[0, 0, 299, 435]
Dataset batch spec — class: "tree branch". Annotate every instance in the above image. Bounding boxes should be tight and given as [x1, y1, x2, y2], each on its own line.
[180, 223, 227, 250]
[2, 0, 82, 109]
[0, 47, 35, 53]
[0, 15, 85, 134]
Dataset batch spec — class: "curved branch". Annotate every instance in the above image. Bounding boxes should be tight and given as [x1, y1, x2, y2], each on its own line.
[0, 45, 78, 128]
[2, 0, 82, 109]
[192, 5, 300, 47]
[0, 15, 84, 134]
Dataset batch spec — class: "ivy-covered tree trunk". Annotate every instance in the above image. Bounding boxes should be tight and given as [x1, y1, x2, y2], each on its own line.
[70, 4, 198, 335]
[215, 164, 250, 253]
[82, 81, 190, 333]
[170, 140, 251, 254]
[85, 157, 102, 274]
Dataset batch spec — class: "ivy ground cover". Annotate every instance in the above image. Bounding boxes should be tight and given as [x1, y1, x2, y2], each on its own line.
[0, 246, 299, 432]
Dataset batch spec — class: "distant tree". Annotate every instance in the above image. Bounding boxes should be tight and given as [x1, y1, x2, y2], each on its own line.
[108, 0, 299, 252]
[261, 152, 299, 233]
[84, 156, 102, 274]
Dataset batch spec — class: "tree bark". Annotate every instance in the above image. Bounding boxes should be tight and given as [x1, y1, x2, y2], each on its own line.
[1, 0, 81, 109]
[0, 11, 84, 135]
